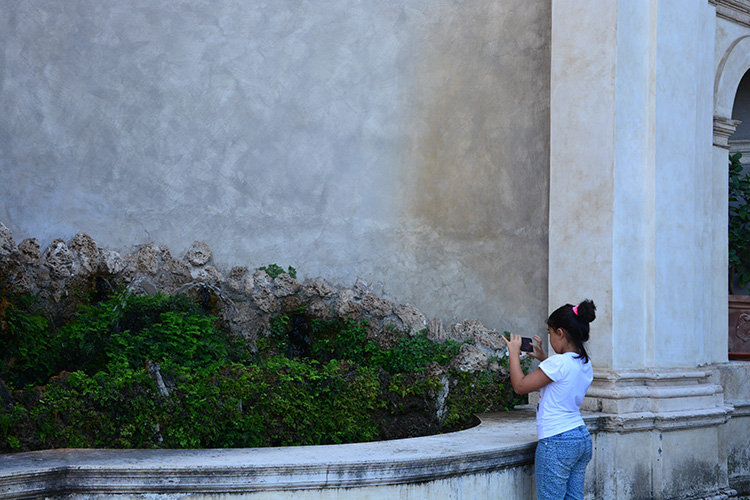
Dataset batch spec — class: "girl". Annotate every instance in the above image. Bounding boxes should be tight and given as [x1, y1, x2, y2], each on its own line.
[502, 299, 596, 500]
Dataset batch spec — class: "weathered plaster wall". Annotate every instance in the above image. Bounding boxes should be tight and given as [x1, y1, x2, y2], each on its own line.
[551, 0, 720, 370]
[0, 1, 550, 333]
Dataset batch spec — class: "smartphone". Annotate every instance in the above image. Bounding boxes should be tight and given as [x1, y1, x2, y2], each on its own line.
[520, 337, 534, 352]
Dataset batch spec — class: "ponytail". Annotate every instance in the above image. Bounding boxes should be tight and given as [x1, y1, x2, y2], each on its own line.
[546, 299, 596, 363]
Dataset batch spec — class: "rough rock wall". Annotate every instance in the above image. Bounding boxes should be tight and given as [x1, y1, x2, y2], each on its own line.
[0, 223, 509, 373]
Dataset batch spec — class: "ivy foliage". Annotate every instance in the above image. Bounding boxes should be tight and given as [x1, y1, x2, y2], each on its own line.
[0, 286, 525, 453]
[729, 151, 750, 292]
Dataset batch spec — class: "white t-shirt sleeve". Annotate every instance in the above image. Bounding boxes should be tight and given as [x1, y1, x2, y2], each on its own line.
[539, 354, 567, 382]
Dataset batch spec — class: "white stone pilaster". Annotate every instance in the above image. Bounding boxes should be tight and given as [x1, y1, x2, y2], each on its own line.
[551, 1, 733, 498]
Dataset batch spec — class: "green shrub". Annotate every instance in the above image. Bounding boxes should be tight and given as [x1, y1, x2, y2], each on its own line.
[0, 294, 53, 388]
[0, 287, 524, 452]
[25, 366, 161, 449]
[271, 312, 462, 374]
[442, 369, 525, 430]
[259, 264, 297, 279]
[373, 333, 461, 374]
[56, 291, 228, 375]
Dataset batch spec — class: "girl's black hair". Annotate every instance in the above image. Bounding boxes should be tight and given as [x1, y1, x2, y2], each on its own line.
[546, 299, 596, 363]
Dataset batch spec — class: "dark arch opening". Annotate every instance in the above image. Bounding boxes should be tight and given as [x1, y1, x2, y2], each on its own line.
[728, 68, 750, 360]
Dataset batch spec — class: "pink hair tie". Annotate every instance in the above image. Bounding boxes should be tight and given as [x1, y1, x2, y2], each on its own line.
[572, 305, 579, 316]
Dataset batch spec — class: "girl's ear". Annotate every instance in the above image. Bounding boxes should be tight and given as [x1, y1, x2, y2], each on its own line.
[555, 327, 566, 338]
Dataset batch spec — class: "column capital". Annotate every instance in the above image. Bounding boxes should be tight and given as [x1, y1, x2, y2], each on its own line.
[714, 115, 742, 149]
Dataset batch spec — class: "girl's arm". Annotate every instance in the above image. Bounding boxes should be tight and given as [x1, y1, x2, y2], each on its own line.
[502, 333, 552, 394]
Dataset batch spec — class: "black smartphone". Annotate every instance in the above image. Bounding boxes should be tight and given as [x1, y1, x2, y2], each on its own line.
[520, 337, 534, 352]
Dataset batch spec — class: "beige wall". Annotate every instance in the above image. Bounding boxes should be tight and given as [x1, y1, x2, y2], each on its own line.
[0, 1, 551, 334]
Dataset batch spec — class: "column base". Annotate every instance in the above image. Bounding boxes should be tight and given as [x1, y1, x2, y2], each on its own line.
[577, 367, 736, 499]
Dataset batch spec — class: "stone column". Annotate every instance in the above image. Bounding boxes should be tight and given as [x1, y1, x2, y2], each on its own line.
[550, 1, 734, 498]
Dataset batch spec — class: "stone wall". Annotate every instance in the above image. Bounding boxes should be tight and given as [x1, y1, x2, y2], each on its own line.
[0, 0, 551, 336]
[0, 222, 509, 373]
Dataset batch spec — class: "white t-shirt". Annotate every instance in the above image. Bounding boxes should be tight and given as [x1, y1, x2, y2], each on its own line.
[536, 352, 593, 439]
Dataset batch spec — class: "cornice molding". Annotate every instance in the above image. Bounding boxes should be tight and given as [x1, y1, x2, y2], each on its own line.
[713, 0, 750, 28]
[580, 367, 729, 430]
[715, 115, 742, 149]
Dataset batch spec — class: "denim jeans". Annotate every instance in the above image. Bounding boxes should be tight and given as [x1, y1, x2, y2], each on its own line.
[535, 425, 592, 500]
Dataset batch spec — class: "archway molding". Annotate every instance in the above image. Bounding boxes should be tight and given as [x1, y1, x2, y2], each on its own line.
[715, 35, 750, 121]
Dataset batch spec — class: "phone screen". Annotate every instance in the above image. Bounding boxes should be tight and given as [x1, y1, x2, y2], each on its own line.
[520, 337, 534, 352]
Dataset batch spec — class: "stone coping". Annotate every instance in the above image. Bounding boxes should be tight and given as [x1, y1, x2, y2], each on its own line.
[0, 410, 538, 499]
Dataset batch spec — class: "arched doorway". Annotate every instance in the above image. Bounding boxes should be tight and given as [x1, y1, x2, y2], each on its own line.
[729, 69, 750, 293]
[728, 69, 750, 359]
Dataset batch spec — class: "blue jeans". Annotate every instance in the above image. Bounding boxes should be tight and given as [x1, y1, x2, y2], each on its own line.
[535, 425, 592, 500]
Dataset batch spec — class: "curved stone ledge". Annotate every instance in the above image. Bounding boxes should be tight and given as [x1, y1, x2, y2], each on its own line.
[0, 411, 538, 500]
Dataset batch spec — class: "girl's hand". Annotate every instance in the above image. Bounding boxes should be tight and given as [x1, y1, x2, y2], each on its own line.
[529, 334, 547, 362]
[502, 332, 522, 356]
[501, 333, 553, 394]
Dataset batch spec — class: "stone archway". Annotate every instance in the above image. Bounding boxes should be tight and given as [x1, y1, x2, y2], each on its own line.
[715, 35, 750, 121]
[714, 35, 750, 150]
[713, 34, 750, 355]
[718, 34, 750, 359]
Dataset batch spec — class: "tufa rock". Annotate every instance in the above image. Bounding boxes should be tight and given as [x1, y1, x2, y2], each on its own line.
[303, 279, 336, 299]
[450, 343, 490, 372]
[227, 266, 247, 292]
[0, 222, 17, 259]
[251, 271, 278, 313]
[253, 270, 273, 288]
[229, 266, 247, 280]
[475, 331, 506, 351]
[165, 258, 192, 283]
[334, 289, 360, 318]
[450, 319, 490, 343]
[306, 298, 332, 320]
[226, 301, 267, 340]
[100, 249, 126, 275]
[70, 232, 100, 275]
[426, 317, 445, 342]
[252, 287, 278, 313]
[273, 273, 301, 297]
[186, 241, 211, 266]
[135, 244, 162, 275]
[394, 304, 428, 335]
[243, 272, 255, 296]
[17, 238, 41, 265]
[0, 224, 508, 375]
[281, 295, 302, 313]
[43, 239, 74, 279]
[190, 265, 223, 285]
[361, 292, 393, 318]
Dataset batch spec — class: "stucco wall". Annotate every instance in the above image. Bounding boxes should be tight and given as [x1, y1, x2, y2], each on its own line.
[0, 1, 550, 333]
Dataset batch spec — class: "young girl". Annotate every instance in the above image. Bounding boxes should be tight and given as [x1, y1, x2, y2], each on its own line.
[502, 299, 596, 500]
